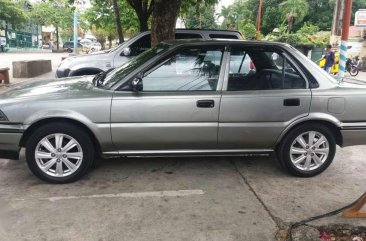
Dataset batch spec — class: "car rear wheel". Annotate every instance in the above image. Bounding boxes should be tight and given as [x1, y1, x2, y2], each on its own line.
[277, 124, 336, 177]
[25, 123, 94, 183]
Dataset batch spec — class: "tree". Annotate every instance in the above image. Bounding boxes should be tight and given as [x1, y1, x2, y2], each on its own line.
[262, 7, 283, 35]
[0, 0, 27, 29]
[302, 0, 333, 31]
[180, 0, 217, 29]
[240, 23, 256, 40]
[111, 0, 124, 43]
[151, 0, 182, 46]
[83, 0, 139, 48]
[182, 4, 217, 29]
[219, 0, 252, 30]
[279, 0, 309, 33]
[30, 0, 73, 50]
[126, 0, 154, 31]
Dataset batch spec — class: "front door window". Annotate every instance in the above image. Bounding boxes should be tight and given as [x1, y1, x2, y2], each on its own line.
[141, 46, 225, 91]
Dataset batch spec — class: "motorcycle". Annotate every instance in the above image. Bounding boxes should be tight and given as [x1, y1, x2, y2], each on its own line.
[346, 56, 360, 77]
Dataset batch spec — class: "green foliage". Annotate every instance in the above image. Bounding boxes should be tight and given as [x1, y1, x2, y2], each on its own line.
[219, 0, 252, 30]
[0, 0, 28, 29]
[265, 22, 329, 47]
[262, 7, 283, 35]
[302, 0, 333, 31]
[239, 22, 256, 40]
[297, 22, 319, 35]
[83, 0, 139, 44]
[29, 1, 73, 29]
[280, 0, 309, 32]
[182, 4, 217, 29]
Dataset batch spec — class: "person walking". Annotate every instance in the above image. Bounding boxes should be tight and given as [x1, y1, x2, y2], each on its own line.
[324, 45, 335, 74]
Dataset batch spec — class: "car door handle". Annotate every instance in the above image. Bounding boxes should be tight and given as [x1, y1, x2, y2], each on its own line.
[197, 100, 215, 108]
[284, 98, 300, 106]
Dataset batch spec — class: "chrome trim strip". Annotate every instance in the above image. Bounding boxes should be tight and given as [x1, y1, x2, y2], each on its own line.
[340, 122, 366, 130]
[0, 123, 24, 133]
[103, 149, 274, 157]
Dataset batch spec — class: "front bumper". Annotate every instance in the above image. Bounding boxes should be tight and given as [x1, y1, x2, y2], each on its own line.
[341, 123, 366, 147]
[0, 123, 23, 160]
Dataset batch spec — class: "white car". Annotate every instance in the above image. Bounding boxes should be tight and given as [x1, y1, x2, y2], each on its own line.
[56, 29, 243, 78]
[90, 42, 102, 52]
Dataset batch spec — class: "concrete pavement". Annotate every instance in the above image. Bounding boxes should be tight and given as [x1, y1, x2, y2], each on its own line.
[0, 52, 68, 85]
[0, 145, 365, 241]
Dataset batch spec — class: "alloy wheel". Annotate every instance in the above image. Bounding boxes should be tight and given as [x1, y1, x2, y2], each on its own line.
[290, 131, 329, 171]
[34, 133, 83, 177]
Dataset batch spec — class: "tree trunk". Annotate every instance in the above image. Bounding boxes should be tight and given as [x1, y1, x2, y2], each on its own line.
[111, 0, 124, 43]
[56, 25, 59, 50]
[127, 0, 154, 32]
[151, 0, 182, 46]
[137, 14, 149, 31]
[287, 16, 294, 33]
[108, 36, 112, 49]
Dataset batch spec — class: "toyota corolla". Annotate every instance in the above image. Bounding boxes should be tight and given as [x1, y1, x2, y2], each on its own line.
[0, 39, 365, 183]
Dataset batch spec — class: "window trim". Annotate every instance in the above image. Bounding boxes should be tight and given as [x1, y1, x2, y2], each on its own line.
[222, 45, 310, 91]
[116, 44, 228, 93]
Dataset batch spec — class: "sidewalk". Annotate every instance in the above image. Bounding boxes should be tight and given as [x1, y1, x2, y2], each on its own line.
[0, 52, 68, 87]
[344, 70, 366, 83]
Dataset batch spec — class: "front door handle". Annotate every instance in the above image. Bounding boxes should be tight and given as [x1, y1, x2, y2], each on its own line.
[197, 100, 215, 108]
[284, 98, 300, 106]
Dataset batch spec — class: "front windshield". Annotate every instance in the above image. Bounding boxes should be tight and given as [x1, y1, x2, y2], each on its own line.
[102, 43, 170, 89]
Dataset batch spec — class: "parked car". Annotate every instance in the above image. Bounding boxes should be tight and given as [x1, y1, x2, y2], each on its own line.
[1, 39, 365, 183]
[56, 29, 243, 78]
[90, 42, 102, 52]
[63, 41, 83, 53]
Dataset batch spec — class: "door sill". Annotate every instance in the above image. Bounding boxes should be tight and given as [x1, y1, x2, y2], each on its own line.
[102, 149, 274, 158]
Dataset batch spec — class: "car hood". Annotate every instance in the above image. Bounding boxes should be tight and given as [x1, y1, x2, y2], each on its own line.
[0, 76, 97, 100]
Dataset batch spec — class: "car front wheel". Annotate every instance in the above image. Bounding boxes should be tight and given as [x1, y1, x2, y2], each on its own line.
[277, 124, 336, 177]
[25, 123, 94, 183]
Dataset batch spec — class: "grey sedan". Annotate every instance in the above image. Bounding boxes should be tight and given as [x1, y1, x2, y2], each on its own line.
[0, 40, 365, 183]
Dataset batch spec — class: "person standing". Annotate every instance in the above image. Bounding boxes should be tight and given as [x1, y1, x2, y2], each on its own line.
[324, 45, 335, 74]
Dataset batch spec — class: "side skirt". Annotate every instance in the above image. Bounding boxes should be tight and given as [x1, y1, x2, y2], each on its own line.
[101, 149, 274, 158]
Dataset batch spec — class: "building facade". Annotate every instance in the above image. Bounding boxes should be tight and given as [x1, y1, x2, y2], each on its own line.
[0, 20, 41, 49]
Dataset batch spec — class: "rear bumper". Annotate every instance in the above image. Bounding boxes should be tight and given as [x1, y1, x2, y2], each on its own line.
[0, 124, 23, 160]
[341, 123, 366, 147]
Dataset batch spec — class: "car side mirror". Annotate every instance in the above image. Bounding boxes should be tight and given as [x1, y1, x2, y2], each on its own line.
[122, 47, 131, 56]
[130, 76, 143, 92]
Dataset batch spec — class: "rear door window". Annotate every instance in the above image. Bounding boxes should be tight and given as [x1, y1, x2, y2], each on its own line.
[227, 47, 306, 90]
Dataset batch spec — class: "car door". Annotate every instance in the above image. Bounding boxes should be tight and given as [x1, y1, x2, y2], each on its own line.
[218, 45, 311, 149]
[110, 45, 226, 152]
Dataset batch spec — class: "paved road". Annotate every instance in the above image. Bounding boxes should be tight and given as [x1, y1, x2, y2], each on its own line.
[0, 146, 365, 241]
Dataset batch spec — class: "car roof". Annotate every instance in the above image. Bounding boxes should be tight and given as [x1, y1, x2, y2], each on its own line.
[160, 39, 291, 48]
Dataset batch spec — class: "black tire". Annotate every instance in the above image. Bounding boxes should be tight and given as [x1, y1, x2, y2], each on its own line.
[25, 122, 94, 183]
[67, 48, 73, 53]
[349, 67, 359, 76]
[277, 123, 336, 177]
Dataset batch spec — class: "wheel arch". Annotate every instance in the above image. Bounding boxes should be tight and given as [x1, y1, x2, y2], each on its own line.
[70, 67, 103, 77]
[20, 117, 103, 157]
[275, 116, 343, 149]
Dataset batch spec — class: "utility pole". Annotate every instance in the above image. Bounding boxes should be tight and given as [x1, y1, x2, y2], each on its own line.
[338, 0, 353, 79]
[73, 9, 78, 54]
[331, 0, 344, 46]
[256, 0, 263, 40]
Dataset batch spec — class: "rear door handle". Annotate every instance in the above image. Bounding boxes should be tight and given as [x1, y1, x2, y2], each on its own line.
[197, 100, 215, 108]
[284, 98, 300, 106]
